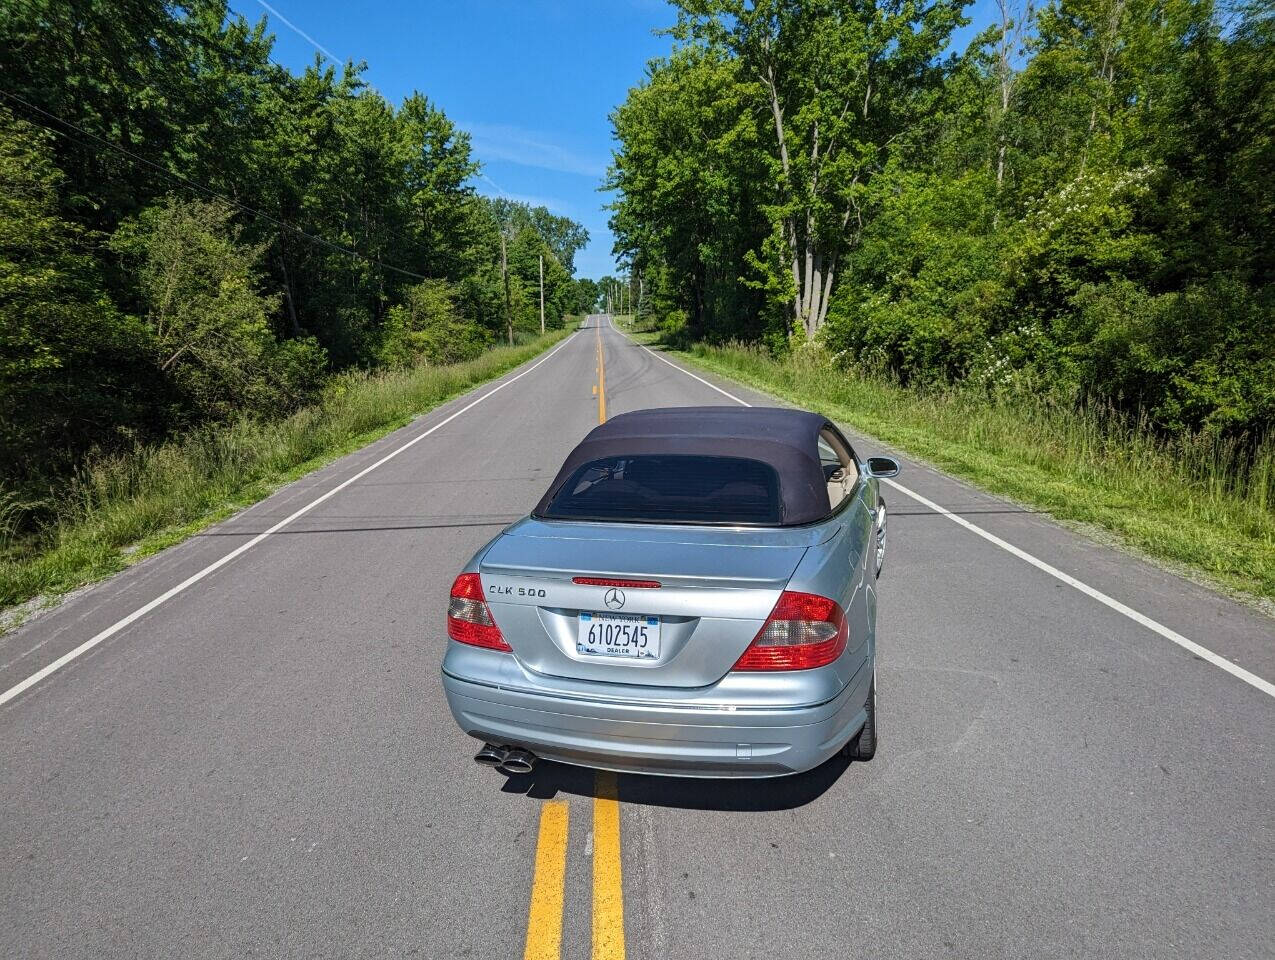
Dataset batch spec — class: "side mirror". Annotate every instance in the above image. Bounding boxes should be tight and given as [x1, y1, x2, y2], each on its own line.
[864, 456, 900, 479]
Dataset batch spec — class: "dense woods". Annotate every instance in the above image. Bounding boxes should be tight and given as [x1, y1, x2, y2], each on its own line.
[0, 0, 594, 509]
[609, 0, 1274, 444]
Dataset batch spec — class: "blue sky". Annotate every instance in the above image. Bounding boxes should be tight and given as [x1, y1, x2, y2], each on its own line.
[244, 0, 998, 280]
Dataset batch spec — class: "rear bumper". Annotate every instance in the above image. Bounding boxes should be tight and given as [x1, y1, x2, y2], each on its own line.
[441, 661, 870, 778]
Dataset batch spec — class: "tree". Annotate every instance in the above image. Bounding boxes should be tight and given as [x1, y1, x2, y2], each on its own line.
[0, 107, 153, 489]
[608, 45, 769, 337]
[110, 197, 325, 422]
[379, 279, 488, 367]
[0, 0, 592, 517]
[487, 198, 590, 274]
[991, 0, 1032, 194]
[609, 0, 1273, 440]
[572, 278, 601, 314]
[507, 226, 575, 330]
[671, 0, 968, 338]
[395, 93, 482, 280]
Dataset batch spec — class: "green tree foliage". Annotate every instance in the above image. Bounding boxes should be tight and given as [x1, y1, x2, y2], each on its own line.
[668, 0, 968, 338]
[610, 0, 1275, 438]
[608, 46, 768, 338]
[572, 278, 601, 314]
[378, 279, 488, 368]
[109, 197, 327, 422]
[487, 199, 591, 275]
[0, 1, 591, 502]
[508, 226, 576, 331]
[0, 107, 152, 485]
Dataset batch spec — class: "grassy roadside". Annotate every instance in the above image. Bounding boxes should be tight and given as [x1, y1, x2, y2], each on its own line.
[622, 325, 1274, 605]
[0, 327, 574, 620]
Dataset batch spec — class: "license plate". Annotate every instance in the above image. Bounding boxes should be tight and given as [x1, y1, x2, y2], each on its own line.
[576, 612, 661, 660]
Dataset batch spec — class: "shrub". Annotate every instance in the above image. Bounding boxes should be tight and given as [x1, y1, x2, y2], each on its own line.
[378, 278, 490, 367]
[109, 197, 329, 423]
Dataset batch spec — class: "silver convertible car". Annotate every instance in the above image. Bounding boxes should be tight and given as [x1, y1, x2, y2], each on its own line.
[441, 406, 899, 778]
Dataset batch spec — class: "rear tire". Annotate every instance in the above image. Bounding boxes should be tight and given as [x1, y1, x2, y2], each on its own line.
[845, 668, 877, 761]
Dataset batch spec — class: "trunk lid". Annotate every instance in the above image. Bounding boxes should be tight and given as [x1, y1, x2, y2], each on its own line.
[477, 518, 830, 688]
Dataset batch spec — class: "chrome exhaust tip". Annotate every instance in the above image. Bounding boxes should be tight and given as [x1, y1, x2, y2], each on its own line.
[499, 748, 537, 775]
[474, 743, 508, 767]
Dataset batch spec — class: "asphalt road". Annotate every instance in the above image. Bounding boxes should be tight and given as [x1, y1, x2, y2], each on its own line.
[3, 316, 1273, 960]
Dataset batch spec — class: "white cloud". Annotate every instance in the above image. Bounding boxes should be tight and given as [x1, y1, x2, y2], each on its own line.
[465, 122, 608, 179]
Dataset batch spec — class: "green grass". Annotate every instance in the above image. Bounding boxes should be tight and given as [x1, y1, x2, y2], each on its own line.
[662, 337, 1275, 603]
[0, 328, 573, 617]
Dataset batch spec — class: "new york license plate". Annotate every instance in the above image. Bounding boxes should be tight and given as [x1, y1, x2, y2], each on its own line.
[576, 612, 661, 660]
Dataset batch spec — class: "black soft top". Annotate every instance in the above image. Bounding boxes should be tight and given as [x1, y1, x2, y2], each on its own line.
[533, 406, 838, 526]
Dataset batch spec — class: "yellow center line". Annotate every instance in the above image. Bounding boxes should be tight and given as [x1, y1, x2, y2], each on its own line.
[591, 320, 623, 957]
[523, 318, 623, 960]
[523, 800, 570, 960]
[596, 320, 607, 424]
[592, 771, 626, 959]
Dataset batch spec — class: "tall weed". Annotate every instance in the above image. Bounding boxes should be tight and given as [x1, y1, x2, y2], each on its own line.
[0, 331, 570, 609]
[688, 341, 1275, 600]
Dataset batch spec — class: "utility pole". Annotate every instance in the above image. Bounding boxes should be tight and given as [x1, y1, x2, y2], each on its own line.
[539, 254, 545, 334]
[500, 230, 513, 346]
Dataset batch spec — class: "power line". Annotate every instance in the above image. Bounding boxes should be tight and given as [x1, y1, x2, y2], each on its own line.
[0, 88, 430, 281]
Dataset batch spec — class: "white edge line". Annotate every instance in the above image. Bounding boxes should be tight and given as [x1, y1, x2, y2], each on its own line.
[879, 477, 1275, 699]
[610, 317, 1275, 700]
[0, 333, 579, 708]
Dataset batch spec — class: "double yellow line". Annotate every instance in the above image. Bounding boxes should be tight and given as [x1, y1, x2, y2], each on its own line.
[523, 317, 625, 960]
[522, 775, 625, 960]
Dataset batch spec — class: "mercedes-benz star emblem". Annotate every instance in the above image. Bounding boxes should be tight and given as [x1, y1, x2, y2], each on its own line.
[603, 587, 626, 610]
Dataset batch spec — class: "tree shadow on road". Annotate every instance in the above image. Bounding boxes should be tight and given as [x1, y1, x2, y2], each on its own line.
[498, 751, 857, 811]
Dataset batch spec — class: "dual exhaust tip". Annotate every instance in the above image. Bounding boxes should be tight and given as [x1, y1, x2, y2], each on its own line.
[475, 743, 537, 775]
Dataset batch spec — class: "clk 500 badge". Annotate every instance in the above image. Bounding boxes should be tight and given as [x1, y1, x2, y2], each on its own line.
[488, 585, 547, 598]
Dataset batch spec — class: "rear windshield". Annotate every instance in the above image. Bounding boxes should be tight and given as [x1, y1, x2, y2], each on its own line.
[536, 455, 782, 525]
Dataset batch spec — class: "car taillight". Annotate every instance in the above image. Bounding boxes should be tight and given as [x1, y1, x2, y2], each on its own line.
[447, 573, 511, 652]
[732, 590, 848, 671]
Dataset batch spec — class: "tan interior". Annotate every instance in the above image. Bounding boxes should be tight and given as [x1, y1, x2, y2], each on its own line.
[820, 428, 858, 510]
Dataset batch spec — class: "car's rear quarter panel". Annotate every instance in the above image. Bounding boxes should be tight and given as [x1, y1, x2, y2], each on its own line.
[786, 481, 878, 688]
